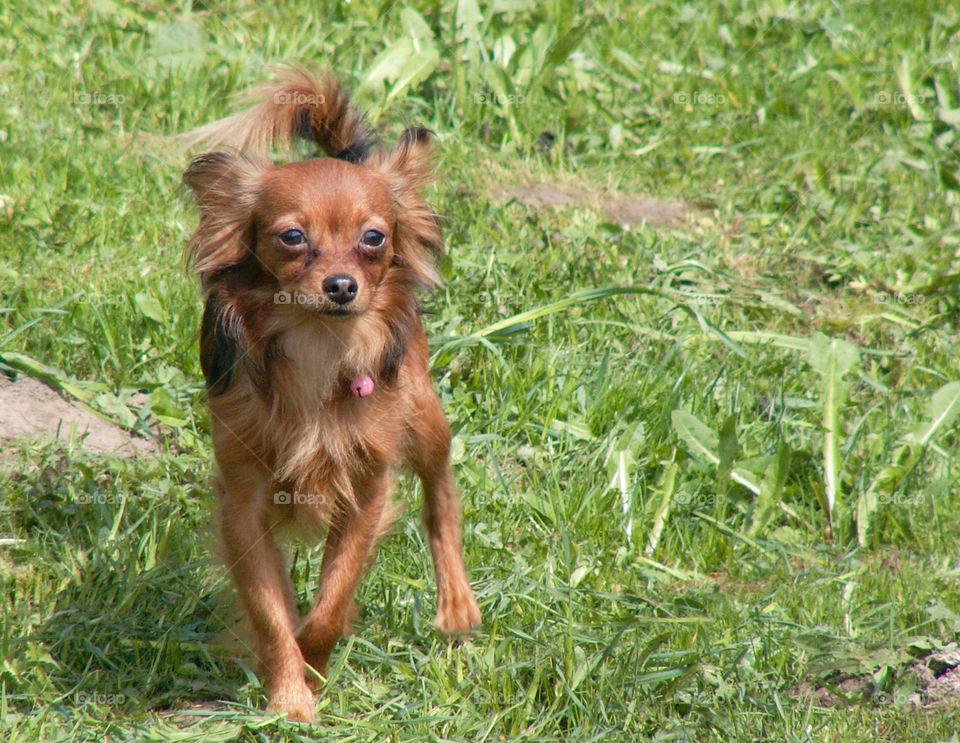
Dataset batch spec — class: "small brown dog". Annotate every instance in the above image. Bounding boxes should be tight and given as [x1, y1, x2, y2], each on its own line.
[181, 68, 480, 721]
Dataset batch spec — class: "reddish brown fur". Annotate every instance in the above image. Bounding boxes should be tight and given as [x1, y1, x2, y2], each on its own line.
[181, 69, 480, 722]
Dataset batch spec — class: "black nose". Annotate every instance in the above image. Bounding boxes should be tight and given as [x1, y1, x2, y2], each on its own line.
[322, 274, 358, 305]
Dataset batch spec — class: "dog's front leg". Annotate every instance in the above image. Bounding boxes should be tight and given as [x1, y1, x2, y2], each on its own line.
[218, 473, 313, 722]
[407, 389, 481, 636]
[296, 468, 392, 684]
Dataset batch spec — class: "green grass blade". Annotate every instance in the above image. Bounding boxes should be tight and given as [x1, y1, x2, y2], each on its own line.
[748, 441, 789, 539]
[0, 351, 95, 403]
[807, 333, 860, 537]
[671, 409, 760, 495]
[907, 381, 960, 447]
[645, 460, 678, 558]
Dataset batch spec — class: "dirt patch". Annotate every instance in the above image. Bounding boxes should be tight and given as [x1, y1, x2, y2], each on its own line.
[0, 375, 157, 459]
[498, 182, 689, 228]
[792, 645, 960, 709]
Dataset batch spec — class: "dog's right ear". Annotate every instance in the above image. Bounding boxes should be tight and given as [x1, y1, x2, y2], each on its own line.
[182, 152, 268, 279]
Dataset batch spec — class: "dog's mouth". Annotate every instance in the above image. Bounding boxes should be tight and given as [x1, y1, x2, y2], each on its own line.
[318, 307, 355, 317]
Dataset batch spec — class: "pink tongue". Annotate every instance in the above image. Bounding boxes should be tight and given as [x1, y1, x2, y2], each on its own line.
[350, 374, 375, 398]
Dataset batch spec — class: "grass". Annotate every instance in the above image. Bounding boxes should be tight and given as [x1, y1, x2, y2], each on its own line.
[2, 0, 960, 740]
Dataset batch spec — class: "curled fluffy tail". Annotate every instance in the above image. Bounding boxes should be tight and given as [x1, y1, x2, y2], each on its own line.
[179, 66, 376, 162]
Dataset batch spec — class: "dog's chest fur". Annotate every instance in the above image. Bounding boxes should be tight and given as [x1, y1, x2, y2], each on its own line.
[251, 321, 406, 505]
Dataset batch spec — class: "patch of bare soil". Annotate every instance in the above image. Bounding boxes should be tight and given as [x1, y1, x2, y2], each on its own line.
[792, 645, 960, 709]
[0, 375, 157, 459]
[498, 182, 689, 228]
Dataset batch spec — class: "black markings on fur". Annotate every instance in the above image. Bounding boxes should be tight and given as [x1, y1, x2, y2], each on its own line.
[334, 138, 376, 164]
[295, 107, 313, 142]
[378, 330, 407, 383]
[378, 307, 415, 384]
[400, 126, 432, 146]
[200, 294, 241, 396]
[200, 294, 279, 399]
[250, 337, 283, 398]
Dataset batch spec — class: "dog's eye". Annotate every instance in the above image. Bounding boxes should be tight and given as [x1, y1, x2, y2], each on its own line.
[278, 229, 305, 247]
[360, 230, 386, 249]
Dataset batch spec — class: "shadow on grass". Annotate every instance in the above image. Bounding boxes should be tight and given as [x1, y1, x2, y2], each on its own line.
[2, 441, 248, 712]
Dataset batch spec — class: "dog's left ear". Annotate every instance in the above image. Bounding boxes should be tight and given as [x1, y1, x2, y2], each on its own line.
[371, 127, 443, 288]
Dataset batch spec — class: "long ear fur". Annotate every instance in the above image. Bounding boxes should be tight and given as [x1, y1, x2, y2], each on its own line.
[371, 127, 444, 288]
[178, 65, 376, 162]
[182, 151, 268, 279]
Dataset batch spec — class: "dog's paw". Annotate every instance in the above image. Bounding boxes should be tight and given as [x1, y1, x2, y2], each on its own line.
[434, 584, 481, 636]
[267, 681, 315, 723]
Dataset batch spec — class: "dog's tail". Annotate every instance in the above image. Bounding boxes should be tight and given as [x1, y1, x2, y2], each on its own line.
[178, 66, 376, 162]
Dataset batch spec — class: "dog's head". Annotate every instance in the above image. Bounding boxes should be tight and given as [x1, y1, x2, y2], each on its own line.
[183, 127, 442, 316]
